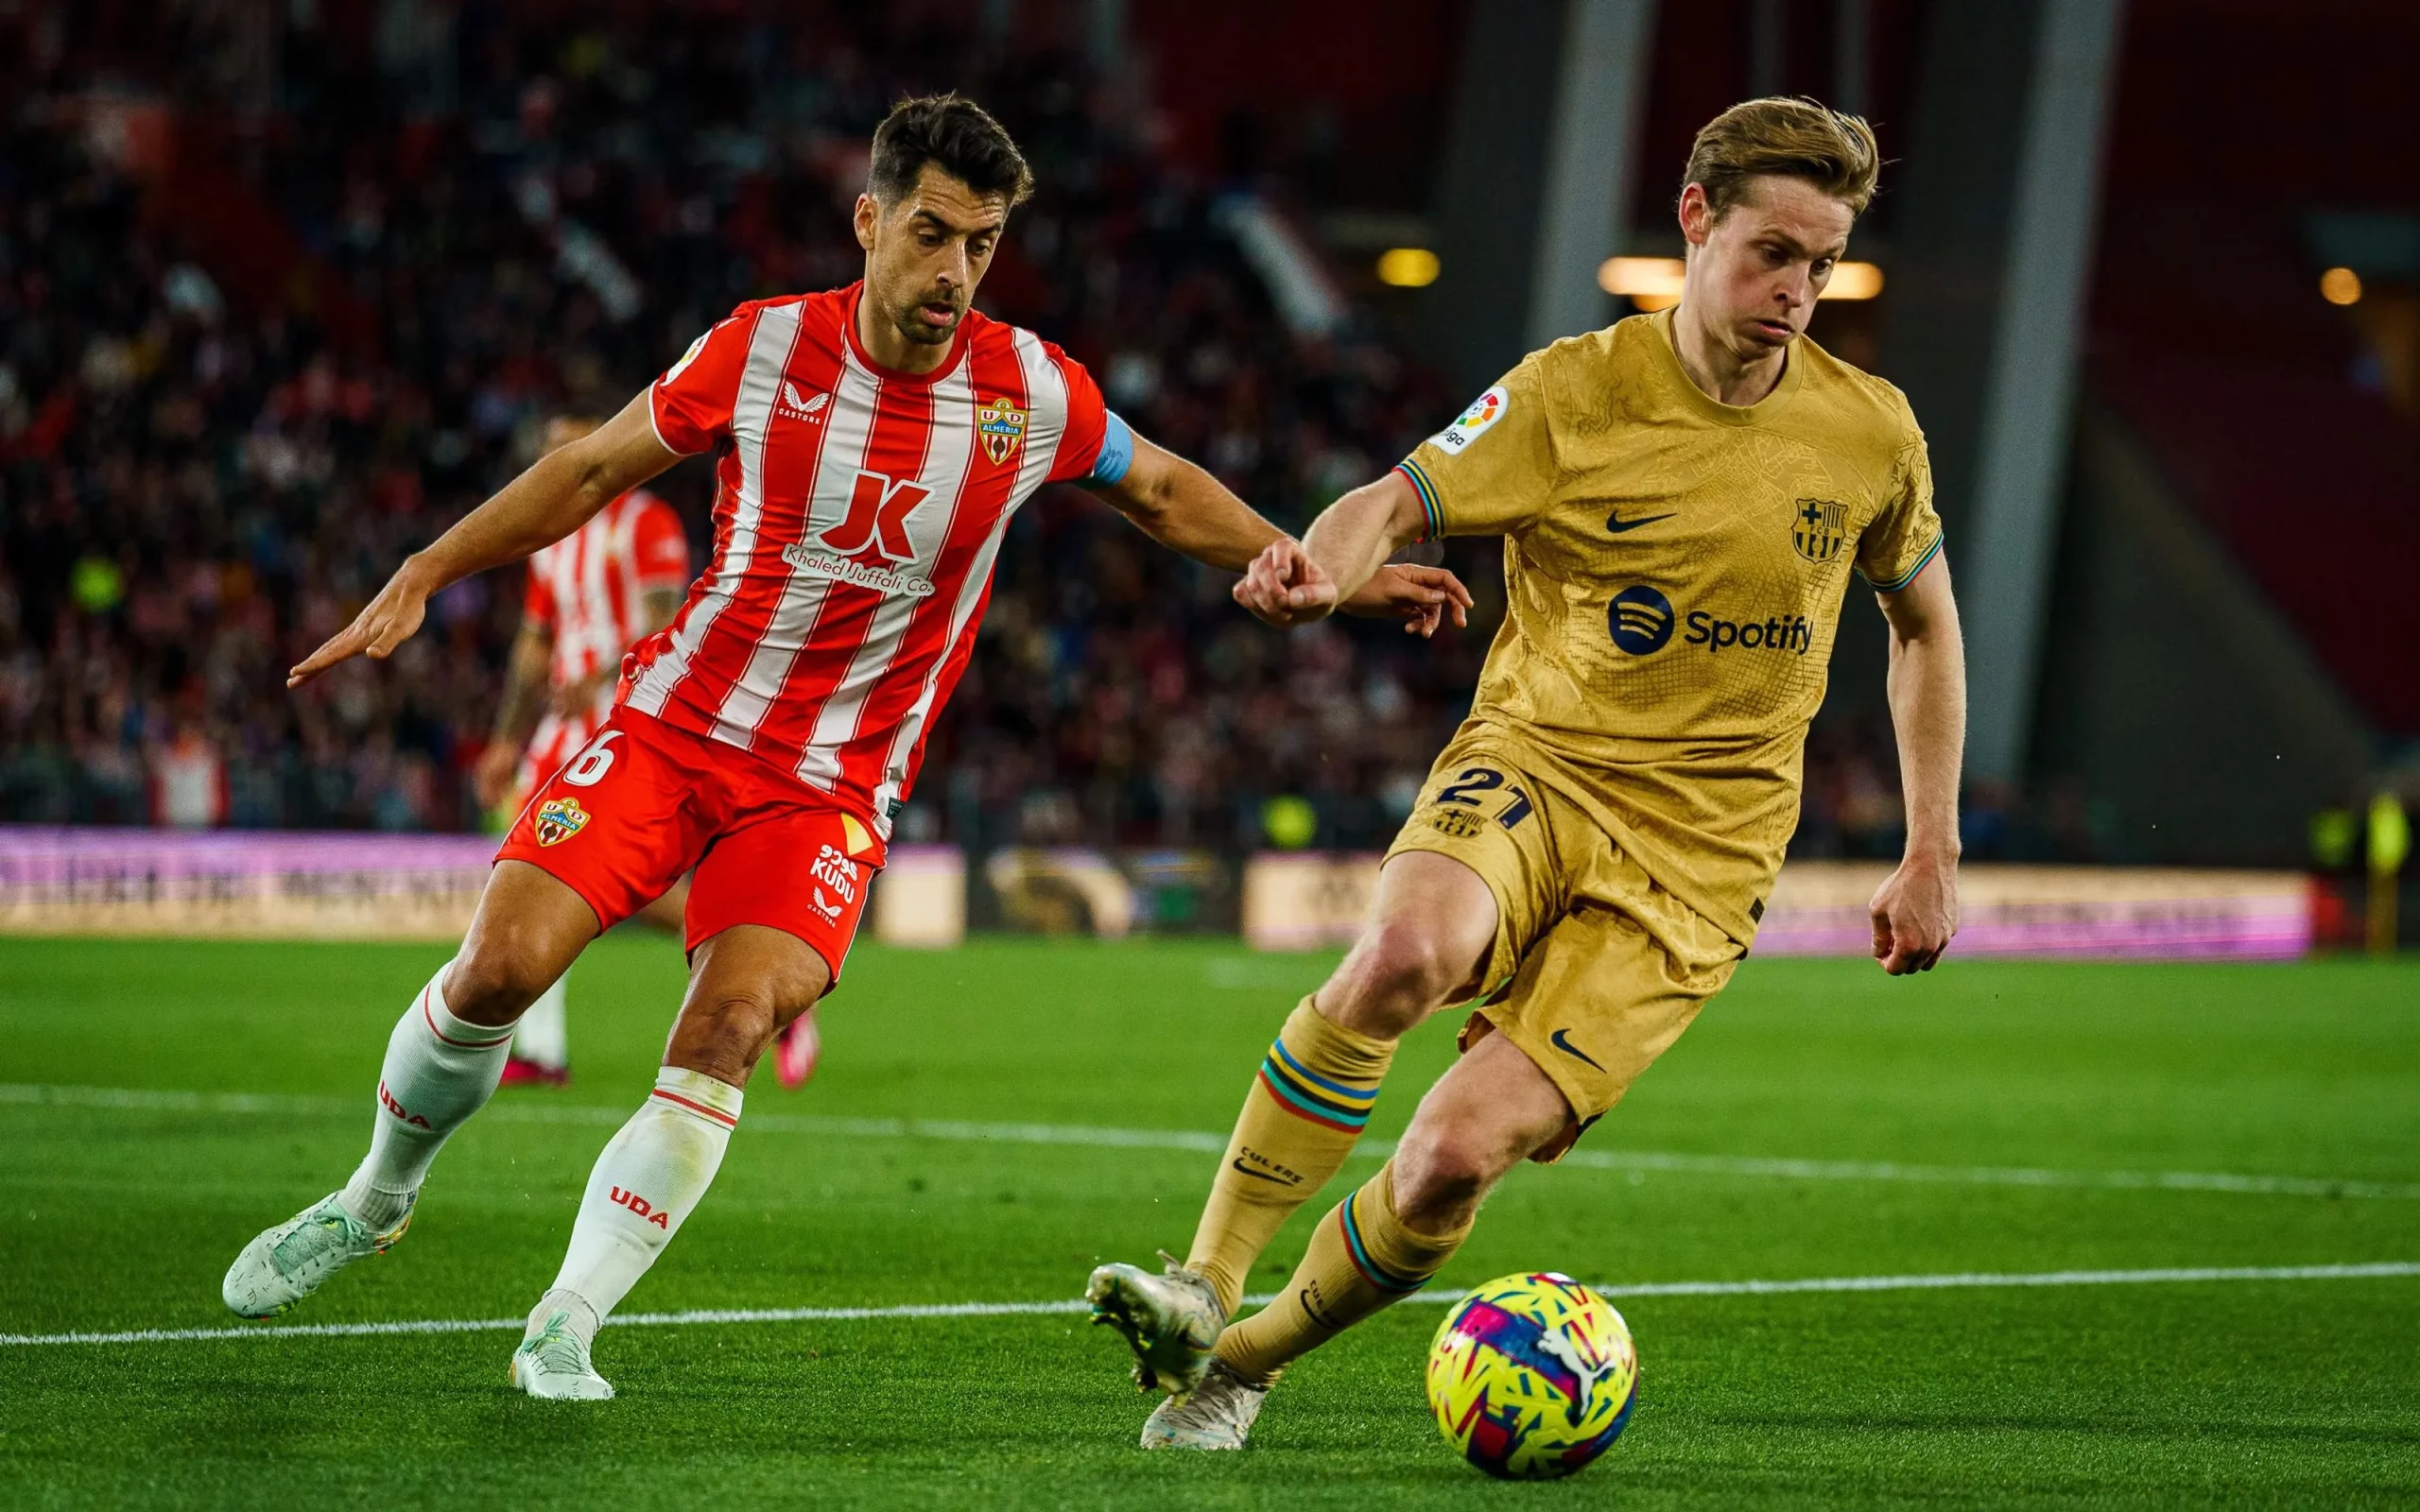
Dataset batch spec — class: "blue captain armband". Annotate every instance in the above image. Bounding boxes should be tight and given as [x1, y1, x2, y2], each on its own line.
[1084, 411, 1135, 488]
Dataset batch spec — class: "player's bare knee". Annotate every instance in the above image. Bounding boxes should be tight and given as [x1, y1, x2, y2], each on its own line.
[1327, 922, 1465, 1038]
[1392, 1124, 1502, 1231]
[679, 988, 780, 1057]
[441, 946, 554, 1027]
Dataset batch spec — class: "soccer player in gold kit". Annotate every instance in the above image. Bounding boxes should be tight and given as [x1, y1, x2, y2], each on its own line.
[1089, 97, 1968, 1449]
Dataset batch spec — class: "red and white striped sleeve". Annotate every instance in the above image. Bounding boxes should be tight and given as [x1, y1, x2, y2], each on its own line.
[648, 303, 760, 456]
[625, 491, 691, 593]
[1044, 344, 1112, 485]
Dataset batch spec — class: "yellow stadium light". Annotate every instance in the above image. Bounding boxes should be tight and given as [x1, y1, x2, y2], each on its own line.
[1599, 256, 1685, 311]
[2320, 266, 2362, 306]
[1822, 261, 1885, 300]
[1376, 248, 1441, 288]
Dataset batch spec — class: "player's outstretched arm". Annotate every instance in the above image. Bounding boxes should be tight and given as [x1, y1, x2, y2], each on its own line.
[287, 391, 679, 687]
[1868, 554, 1965, 975]
[1098, 434, 1467, 636]
[1233, 471, 1465, 636]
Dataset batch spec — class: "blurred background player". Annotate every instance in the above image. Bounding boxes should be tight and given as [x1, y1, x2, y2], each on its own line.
[466, 417, 827, 1091]
[470, 413, 688, 1088]
[1089, 97, 1965, 1450]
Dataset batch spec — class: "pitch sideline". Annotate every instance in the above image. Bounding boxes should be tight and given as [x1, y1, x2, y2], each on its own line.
[4, 1262, 2414, 1349]
[5, 1081, 2418, 1202]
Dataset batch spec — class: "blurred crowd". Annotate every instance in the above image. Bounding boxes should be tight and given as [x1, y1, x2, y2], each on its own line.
[0, 4, 1926, 858]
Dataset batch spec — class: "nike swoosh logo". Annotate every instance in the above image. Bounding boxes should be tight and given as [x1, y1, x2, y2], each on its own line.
[1231, 1158, 1295, 1185]
[1605, 511, 1675, 534]
[1549, 1029, 1605, 1071]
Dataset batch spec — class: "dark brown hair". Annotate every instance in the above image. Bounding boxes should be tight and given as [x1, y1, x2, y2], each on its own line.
[1684, 96, 1880, 218]
[869, 93, 1034, 208]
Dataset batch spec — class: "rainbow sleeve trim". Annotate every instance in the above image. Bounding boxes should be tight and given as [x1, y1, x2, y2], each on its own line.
[1860, 533, 1943, 593]
[1393, 458, 1444, 542]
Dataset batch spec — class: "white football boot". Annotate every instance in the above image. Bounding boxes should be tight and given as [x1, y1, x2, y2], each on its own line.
[510, 1304, 615, 1400]
[1086, 1250, 1226, 1395]
[1139, 1360, 1270, 1451]
[221, 1192, 412, 1319]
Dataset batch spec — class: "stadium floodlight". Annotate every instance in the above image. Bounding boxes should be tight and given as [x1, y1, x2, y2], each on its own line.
[1376, 248, 1442, 287]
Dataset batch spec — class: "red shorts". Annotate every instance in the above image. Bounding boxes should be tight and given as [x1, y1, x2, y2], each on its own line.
[496, 707, 886, 982]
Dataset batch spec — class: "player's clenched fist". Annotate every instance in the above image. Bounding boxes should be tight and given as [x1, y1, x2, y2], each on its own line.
[1868, 855, 1959, 975]
[1232, 539, 1338, 627]
[1232, 541, 1471, 638]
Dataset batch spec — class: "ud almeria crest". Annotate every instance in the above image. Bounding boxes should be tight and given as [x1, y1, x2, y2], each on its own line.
[977, 398, 1028, 465]
[534, 797, 590, 847]
[1791, 498, 1847, 563]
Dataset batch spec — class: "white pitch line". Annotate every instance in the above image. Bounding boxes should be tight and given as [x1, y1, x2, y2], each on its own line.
[5, 1261, 2414, 1349]
[5, 1082, 2417, 1199]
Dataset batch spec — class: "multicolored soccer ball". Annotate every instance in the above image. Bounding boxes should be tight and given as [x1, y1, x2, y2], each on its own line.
[1426, 1272, 1639, 1479]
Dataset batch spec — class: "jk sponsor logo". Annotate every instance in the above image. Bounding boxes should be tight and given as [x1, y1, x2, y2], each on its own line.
[780, 543, 937, 598]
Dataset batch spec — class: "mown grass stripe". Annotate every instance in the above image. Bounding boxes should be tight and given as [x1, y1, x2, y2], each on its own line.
[6, 1082, 2416, 1200]
[6, 1262, 2413, 1349]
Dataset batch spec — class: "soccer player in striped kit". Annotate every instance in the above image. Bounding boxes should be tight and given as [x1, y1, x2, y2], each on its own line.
[221, 94, 1468, 1399]
[472, 414, 691, 1089]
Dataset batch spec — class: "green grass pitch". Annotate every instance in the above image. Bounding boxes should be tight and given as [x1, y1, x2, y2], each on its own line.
[2, 936, 2416, 1508]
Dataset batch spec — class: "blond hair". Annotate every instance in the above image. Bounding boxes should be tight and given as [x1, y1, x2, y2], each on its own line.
[1683, 96, 1880, 219]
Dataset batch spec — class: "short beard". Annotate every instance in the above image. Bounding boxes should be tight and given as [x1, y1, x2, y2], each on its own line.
[891, 301, 959, 347]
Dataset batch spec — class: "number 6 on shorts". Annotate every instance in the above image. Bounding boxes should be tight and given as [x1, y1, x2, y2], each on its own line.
[563, 730, 621, 788]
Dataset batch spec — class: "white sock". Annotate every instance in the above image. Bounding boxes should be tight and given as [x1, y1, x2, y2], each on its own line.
[337, 963, 514, 1229]
[512, 974, 569, 1070]
[541, 1067, 742, 1333]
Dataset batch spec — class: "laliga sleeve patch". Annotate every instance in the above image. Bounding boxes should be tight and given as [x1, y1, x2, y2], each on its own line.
[662, 332, 710, 384]
[1427, 386, 1509, 455]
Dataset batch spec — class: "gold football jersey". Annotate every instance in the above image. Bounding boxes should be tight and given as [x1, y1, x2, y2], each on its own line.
[1393, 308, 1942, 940]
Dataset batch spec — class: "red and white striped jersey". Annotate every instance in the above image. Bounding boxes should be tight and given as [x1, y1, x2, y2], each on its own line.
[622, 283, 1112, 836]
[521, 487, 690, 782]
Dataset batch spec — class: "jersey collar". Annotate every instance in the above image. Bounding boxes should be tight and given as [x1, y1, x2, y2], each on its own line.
[1647, 305, 1804, 426]
[843, 282, 973, 388]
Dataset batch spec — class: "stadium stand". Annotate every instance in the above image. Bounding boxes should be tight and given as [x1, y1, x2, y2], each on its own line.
[0, 6, 1920, 859]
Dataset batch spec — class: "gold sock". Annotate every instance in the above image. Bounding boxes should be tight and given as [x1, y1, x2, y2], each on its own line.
[1184, 996, 1395, 1316]
[1214, 1159, 1470, 1384]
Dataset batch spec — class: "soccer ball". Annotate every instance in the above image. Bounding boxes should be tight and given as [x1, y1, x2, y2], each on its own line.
[1426, 1272, 1639, 1479]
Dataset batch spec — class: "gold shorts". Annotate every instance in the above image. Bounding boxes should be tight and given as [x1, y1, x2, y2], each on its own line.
[1385, 726, 1745, 1160]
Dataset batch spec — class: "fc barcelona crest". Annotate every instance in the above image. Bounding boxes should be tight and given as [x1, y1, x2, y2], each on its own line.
[534, 797, 591, 848]
[1791, 498, 1847, 563]
[977, 398, 1028, 466]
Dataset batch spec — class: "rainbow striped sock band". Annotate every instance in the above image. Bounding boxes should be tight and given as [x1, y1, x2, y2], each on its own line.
[1254, 1037, 1380, 1135]
[1340, 1186, 1429, 1295]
